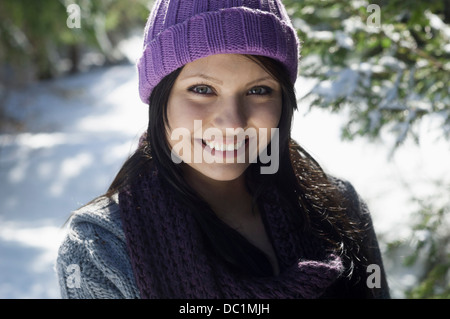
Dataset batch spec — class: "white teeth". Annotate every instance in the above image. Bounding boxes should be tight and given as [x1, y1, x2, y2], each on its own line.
[204, 140, 245, 151]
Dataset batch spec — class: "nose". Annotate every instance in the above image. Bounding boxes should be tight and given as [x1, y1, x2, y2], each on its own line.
[212, 96, 247, 130]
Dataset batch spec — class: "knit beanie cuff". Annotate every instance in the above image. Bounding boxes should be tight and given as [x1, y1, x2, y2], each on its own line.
[137, 6, 299, 104]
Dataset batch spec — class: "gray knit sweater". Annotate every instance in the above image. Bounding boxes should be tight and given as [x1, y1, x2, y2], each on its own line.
[56, 194, 140, 299]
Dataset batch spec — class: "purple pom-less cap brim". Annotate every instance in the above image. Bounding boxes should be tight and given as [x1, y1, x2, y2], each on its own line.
[137, 7, 299, 104]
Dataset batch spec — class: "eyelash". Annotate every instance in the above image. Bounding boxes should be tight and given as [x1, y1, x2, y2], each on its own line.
[248, 86, 273, 96]
[188, 83, 214, 95]
[187, 84, 273, 96]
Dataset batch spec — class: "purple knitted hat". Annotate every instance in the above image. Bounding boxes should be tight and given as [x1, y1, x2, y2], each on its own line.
[137, 0, 300, 104]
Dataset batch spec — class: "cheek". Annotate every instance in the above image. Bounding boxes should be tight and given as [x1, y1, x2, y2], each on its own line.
[245, 100, 282, 158]
[167, 95, 211, 131]
[167, 97, 189, 152]
[167, 96, 185, 131]
[166, 96, 211, 161]
[249, 100, 282, 130]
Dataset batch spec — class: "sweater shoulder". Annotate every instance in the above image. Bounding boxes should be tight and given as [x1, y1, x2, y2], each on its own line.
[327, 176, 371, 220]
[56, 194, 139, 299]
[68, 194, 125, 241]
[327, 176, 391, 298]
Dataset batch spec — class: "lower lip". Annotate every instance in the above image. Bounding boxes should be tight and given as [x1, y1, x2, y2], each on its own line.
[199, 139, 249, 160]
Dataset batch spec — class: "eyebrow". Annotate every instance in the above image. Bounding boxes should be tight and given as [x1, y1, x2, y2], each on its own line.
[179, 74, 276, 87]
[179, 73, 223, 85]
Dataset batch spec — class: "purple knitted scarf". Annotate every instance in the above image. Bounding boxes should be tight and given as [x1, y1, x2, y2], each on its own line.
[118, 166, 344, 299]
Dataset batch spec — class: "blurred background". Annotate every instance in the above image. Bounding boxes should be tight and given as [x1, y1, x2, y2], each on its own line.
[0, 0, 448, 299]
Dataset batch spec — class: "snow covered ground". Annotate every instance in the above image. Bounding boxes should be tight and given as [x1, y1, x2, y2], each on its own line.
[1, 58, 448, 298]
[0, 63, 148, 298]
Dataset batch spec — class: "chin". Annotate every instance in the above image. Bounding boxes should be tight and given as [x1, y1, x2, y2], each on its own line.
[187, 162, 250, 182]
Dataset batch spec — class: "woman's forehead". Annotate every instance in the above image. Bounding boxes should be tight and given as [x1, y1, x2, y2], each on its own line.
[177, 54, 278, 85]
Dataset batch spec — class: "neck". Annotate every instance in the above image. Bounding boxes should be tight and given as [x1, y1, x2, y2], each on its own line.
[182, 166, 254, 221]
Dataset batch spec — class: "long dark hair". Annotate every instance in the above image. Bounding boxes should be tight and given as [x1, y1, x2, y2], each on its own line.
[106, 55, 365, 278]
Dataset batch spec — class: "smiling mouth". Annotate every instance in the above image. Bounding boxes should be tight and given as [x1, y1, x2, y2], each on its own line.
[202, 139, 247, 152]
[199, 138, 250, 158]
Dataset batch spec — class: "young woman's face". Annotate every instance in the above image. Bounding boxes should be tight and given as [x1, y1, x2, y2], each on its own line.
[166, 54, 282, 182]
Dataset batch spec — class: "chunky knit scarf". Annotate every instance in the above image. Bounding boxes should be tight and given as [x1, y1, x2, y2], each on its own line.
[118, 164, 345, 299]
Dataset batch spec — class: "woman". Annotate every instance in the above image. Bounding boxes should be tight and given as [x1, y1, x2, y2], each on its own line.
[56, 0, 390, 299]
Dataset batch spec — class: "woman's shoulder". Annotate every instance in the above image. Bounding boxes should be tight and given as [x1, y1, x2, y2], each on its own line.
[58, 194, 128, 264]
[328, 176, 363, 204]
[327, 175, 371, 220]
[327, 176, 391, 298]
[56, 194, 139, 299]
[67, 194, 125, 241]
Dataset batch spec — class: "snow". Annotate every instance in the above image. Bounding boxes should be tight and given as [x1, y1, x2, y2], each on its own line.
[1, 62, 449, 299]
[0, 63, 147, 299]
[425, 10, 450, 41]
[335, 30, 355, 50]
[310, 68, 359, 102]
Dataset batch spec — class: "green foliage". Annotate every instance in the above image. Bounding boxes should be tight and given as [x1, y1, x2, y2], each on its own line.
[397, 185, 450, 299]
[284, 0, 450, 148]
[283, 0, 450, 299]
[0, 0, 151, 131]
[0, 0, 150, 81]
[0, 0, 68, 79]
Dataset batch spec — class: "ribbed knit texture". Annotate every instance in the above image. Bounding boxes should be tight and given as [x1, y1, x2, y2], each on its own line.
[137, 0, 300, 103]
[118, 166, 345, 299]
